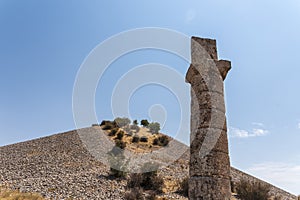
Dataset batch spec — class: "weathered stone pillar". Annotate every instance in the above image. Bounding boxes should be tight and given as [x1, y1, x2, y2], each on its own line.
[186, 37, 231, 200]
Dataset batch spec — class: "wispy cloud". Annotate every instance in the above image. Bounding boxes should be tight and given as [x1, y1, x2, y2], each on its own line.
[252, 122, 264, 127]
[247, 162, 300, 195]
[185, 9, 196, 23]
[229, 127, 269, 138]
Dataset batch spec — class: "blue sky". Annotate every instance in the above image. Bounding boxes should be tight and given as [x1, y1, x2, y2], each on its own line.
[1, 0, 300, 195]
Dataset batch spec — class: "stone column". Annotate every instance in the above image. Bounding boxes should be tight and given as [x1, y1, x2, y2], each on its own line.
[186, 37, 231, 200]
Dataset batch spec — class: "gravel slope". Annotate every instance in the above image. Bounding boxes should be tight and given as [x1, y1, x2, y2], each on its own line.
[0, 128, 296, 199]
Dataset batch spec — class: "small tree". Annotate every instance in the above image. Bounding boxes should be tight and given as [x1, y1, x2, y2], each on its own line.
[133, 119, 138, 125]
[114, 117, 131, 127]
[148, 122, 160, 134]
[141, 119, 149, 127]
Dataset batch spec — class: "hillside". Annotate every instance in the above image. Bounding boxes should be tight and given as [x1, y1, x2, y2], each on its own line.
[0, 125, 297, 200]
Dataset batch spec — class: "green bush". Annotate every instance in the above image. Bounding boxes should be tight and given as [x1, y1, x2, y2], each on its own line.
[141, 119, 149, 127]
[114, 117, 131, 127]
[236, 179, 270, 200]
[132, 135, 140, 143]
[133, 120, 138, 125]
[148, 122, 160, 134]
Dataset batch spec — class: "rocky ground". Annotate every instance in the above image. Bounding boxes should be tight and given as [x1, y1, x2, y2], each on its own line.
[0, 126, 297, 199]
[0, 127, 190, 200]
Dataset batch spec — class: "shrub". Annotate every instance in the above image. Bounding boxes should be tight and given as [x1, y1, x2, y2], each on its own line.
[124, 188, 143, 200]
[179, 177, 189, 197]
[236, 179, 270, 200]
[115, 139, 126, 149]
[131, 124, 140, 132]
[148, 122, 160, 134]
[102, 124, 113, 130]
[116, 131, 124, 140]
[100, 120, 118, 129]
[114, 117, 131, 127]
[100, 120, 111, 126]
[109, 128, 119, 136]
[133, 120, 138, 125]
[132, 135, 140, 143]
[127, 173, 143, 188]
[153, 136, 169, 147]
[141, 119, 149, 127]
[146, 191, 156, 200]
[140, 136, 148, 143]
[92, 123, 99, 126]
[158, 135, 169, 146]
[127, 165, 163, 193]
[141, 174, 163, 192]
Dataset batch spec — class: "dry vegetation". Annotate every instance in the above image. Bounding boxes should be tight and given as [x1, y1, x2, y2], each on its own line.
[0, 186, 44, 200]
[99, 119, 171, 154]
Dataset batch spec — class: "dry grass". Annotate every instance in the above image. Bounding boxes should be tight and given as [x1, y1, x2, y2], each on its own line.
[101, 126, 170, 153]
[0, 187, 44, 200]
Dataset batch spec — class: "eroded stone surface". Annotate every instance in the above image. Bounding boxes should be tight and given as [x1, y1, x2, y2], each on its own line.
[189, 177, 231, 200]
[186, 37, 231, 200]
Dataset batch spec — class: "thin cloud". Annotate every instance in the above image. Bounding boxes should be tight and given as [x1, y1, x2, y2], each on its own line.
[185, 9, 196, 23]
[252, 122, 264, 127]
[229, 127, 269, 138]
[247, 162, 300, 195]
